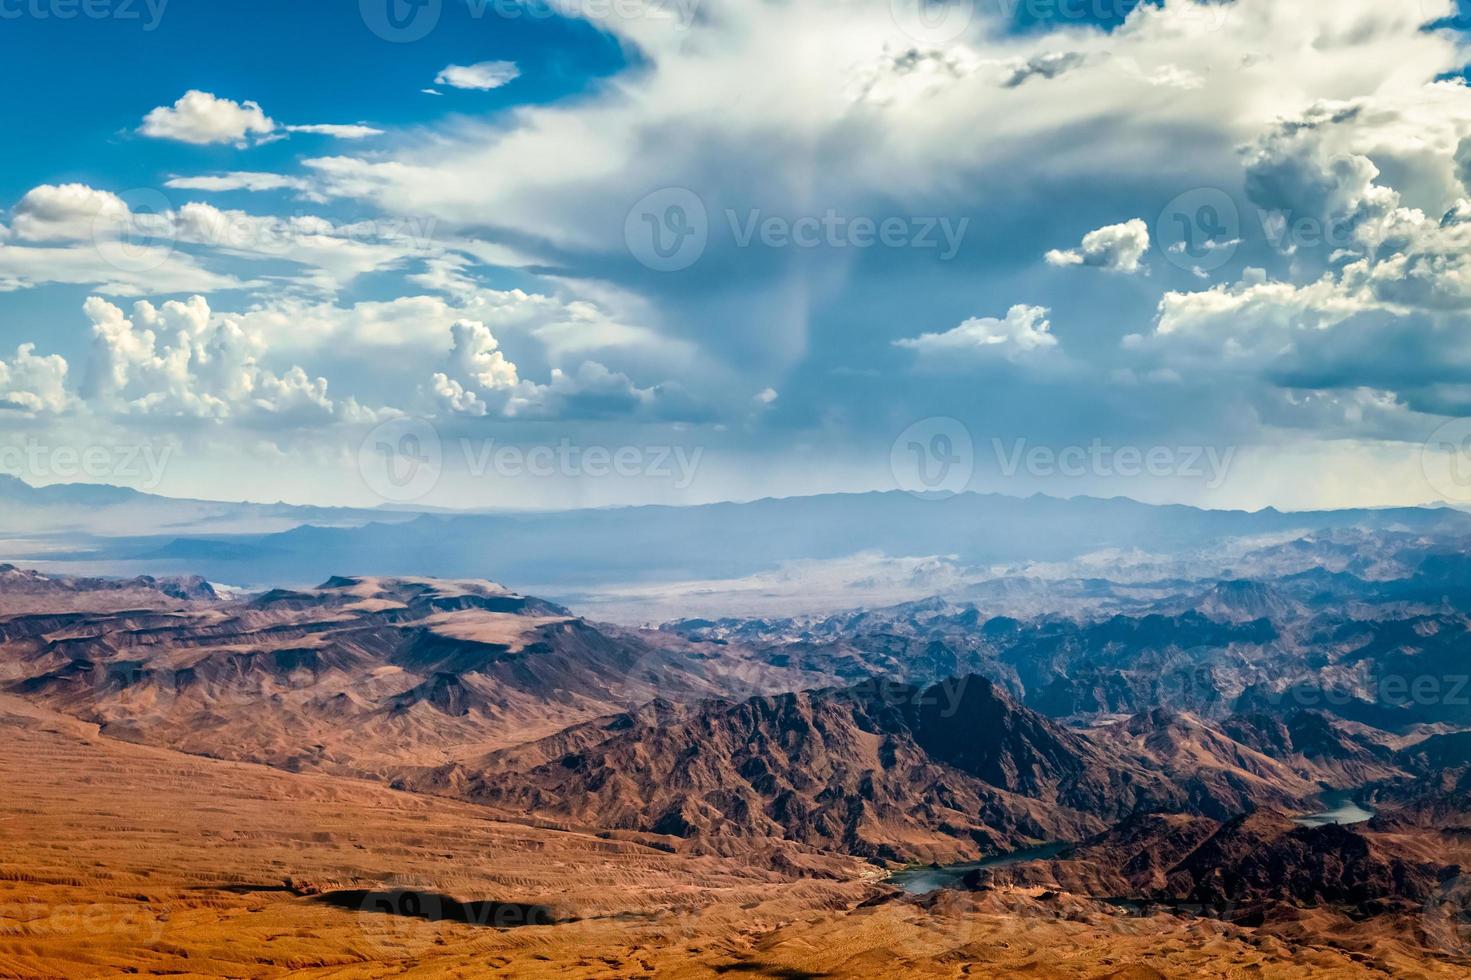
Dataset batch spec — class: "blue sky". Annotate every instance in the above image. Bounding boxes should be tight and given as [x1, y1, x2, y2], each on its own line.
[3, 0, 1471, 512]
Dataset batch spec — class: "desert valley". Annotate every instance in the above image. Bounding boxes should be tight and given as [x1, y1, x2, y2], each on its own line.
[5, 493, 1471, 977]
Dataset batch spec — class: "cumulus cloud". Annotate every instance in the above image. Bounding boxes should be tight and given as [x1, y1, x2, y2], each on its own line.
[78, 295, 345, 422]
[9, 183, 129, 242]
[140, 91, 385, 148]
[433, 317, 698, 420]
[140, 91, 277, 146]
[1135, 82, 1471, 416]
[0, 344, 72, 415]
[0, 185, 245, 295]
[434, 61, 520, 91]
[895, 305, 1058, 361]
[1046, 218, 1150, 273]
[431, 319, 521, 416]
[3, 183, 435, 295]
[1147, 268, 1366, 354]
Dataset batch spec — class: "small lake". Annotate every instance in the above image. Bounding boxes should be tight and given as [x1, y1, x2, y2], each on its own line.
[888, 842, 1070, 895]
[1292, 788, 1375, 828]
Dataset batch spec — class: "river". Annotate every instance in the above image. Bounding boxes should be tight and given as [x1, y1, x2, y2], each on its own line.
[888, 842, 1071, 895]
[1291, 788, 1375, 828]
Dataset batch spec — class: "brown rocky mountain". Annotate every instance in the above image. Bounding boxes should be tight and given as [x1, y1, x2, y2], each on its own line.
[0, 562, 218, 611]
[0, 570, 1410, 864]
[983, 808, 1456, 919]
[0, 574, 826, 777]
[1090, 708, 1341, 818]
[1221, 709, 1404, 786]
[439, 677, 1349, 865]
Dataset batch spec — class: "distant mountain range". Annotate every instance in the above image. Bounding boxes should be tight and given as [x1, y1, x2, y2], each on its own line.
[7, 477, 1470, 611]
[0, 473, 410, 539]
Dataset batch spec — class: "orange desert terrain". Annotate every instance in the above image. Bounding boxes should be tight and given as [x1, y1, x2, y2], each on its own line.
[2, 689, 1468, 978]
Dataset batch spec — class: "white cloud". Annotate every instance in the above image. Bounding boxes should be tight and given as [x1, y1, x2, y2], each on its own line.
[447, 319, 521, 394]
[435, 61, 520, 91]
[4, 184, 436, 296]
[78, 295, 347, 422]
[895, 305, 1058, 360]
[1148, 268, 1365, 352]
[140, 91, 277, 146]
[0, 186, 247, 295]
[140, 91, 387, 148]
[169, 201, 430, 290]
[433, 318, 697, 420]
[9, 183, 128, 242]
[298, 0, 1459, 395]
[285, 123, 384, 140]
[0, 344, 72, 415]
[1046, 218, 1150, 274]
[1135, 83, 1471, 412]
[164, 172, 315, 195]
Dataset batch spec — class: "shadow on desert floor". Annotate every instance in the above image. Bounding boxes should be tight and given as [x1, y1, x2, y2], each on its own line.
[316, 888, 560, 928]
